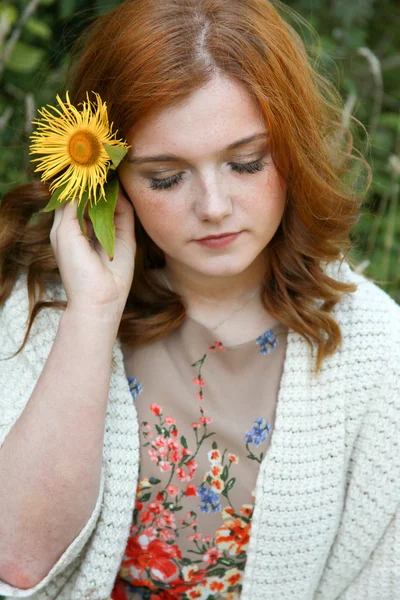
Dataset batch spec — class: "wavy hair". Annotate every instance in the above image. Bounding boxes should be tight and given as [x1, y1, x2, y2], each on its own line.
[0, 0, 371, 375]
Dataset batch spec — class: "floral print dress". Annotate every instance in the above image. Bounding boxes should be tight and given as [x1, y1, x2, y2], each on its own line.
[111, 316, 288, 600]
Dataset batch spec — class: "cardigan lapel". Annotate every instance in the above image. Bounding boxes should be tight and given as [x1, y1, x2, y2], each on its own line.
[241, 327, 346, 599]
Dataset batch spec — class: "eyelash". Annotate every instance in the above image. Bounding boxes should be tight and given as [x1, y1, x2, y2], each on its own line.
[148, 157, 268, 191]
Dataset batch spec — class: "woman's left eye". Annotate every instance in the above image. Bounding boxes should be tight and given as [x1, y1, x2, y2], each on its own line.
[148, 157, 267, 191]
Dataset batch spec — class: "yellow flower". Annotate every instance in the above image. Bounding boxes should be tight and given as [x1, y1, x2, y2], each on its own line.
[29, 91, 130, 206]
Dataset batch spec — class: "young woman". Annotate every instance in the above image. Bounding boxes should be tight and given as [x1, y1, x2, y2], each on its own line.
[0, 0, 399, 599]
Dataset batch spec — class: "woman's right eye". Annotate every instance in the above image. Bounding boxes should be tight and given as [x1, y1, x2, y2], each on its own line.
[148, 172, 184, 191]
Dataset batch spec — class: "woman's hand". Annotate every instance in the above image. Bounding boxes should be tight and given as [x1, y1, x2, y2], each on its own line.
[50, 183, 136, 321]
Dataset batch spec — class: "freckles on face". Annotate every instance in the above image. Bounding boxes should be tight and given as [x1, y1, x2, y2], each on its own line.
[133, 188, 189, 252]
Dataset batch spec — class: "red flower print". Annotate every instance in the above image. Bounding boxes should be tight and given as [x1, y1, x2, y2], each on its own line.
[154, 434, 167, 448]
[176, 466, 192, 482]
[188, 588, 206, 599]
[159, 460, 172, 472]
[124, 536, 182, 583]
[208, 449, 221, 463]
[192, 377, 204, 386]
[169, 450, 181, 464]
[215, 517, 251, 555]
[192, 422, 200, 429]
[240, 504, 253, 517]
[159, 528, 176, 541]
[200, 416, 212, 425]
[203, 547, 222, 565]
[211, 478, 223, 492]
[165, 416, 176, 425]
[137, 527, 157, 545]
[146, 500, 163, 515]
[111, 579, 129, 600]
[211, 465, 222, 477]
[228, 453, 239, 464]
[209, 579, 227, 592]
[156, 508, 176, 529]
[148, 448, 158, 463]
[182, 447, 192, 456]
[150, 403, 162, 416]
[167, 438, 180, 451]
[140, 510, 154, 526]
[187, 532, 202, 541]
[196, 392, 203, 400]
[170, 428, 178, 437]
[158, 447, 168, 458]
[156, 491, 164, 501]
[184, 483, 197, 496]
[202, 535, 213, 543]
[225, 569, 241, 586]
[135, 500, 143, 511]
[166, 484, 179, 497]
[187, 459, 198, 473]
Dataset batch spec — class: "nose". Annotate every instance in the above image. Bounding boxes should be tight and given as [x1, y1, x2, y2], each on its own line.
[194, 170, 233, 222]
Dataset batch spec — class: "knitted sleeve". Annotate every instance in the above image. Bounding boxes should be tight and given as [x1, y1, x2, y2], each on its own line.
[316, 294, 400, 599]
[0, 273, 105, 597]
[339, 302, 400, 599]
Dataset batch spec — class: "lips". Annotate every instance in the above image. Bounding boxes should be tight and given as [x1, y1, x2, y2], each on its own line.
[197, 232, 238, 241]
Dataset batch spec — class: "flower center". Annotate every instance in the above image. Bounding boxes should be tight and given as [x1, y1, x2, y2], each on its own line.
[68, 130, 101, 165]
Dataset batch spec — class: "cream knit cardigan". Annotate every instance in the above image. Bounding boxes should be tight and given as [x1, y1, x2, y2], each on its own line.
[0, 260, 399, 600]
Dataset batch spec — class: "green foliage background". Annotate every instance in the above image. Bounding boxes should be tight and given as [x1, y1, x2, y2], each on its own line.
[0, 0, 399, 302]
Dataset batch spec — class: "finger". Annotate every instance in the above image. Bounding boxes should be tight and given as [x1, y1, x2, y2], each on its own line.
[114, 184, 135, 231]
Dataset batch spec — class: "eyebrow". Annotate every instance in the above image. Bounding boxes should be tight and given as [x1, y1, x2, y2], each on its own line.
[127, 132, 269, 164]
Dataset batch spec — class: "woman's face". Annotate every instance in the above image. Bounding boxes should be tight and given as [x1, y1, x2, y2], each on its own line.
[118, 74, 286, 281]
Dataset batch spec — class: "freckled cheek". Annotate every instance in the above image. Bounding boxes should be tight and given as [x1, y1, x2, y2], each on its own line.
[245, 174, 286, 229]
[131, 192, 186, 244]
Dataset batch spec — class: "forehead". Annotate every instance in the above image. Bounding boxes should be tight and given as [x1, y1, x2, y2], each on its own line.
[126, 74, 266, 156]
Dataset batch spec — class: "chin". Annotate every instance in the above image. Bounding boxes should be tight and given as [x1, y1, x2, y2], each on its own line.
[186, 256, 256, 278]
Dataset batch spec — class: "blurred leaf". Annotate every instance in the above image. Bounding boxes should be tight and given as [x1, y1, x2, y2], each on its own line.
[379, 112, 400, 129]
[25, 16, 52, 40]
[0, 2, 18, 29]
[5, 41, 46, 73]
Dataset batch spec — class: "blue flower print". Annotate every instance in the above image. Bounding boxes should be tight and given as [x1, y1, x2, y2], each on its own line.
[127, 376, 143, 401]
[244, 417, 272, 447]
[256, 328, 278, 355]
[197, 485, 222, 513]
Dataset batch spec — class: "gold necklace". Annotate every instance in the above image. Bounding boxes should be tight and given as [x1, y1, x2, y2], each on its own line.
[162, 271, 261, 330]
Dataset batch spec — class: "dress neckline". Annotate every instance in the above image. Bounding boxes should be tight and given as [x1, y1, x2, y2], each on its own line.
[182, 314, 288, 351]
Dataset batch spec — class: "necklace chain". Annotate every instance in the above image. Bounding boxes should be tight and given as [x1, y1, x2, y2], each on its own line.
[162, 271, 260, 330]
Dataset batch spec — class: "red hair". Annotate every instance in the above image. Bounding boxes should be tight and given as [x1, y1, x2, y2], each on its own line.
[0, 0, 371, 374]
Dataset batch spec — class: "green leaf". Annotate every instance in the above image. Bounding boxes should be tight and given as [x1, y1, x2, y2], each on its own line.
[217, 557, 235, 566]
[225, 477, 236, 492]
[25, 17, 52, 40]
[41, 183, 68, 212]
[0, 3, 18, 38]
[212, 441, 218, 449]
[103, 143, 128, 168]
[180, 435, 188, 449]
[6, 41, 46, 74]
[140, 492, 151, 502]
[221, 465, 229, 482]
[76, 190, 90, 239]
[88, 177, 119, 260]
